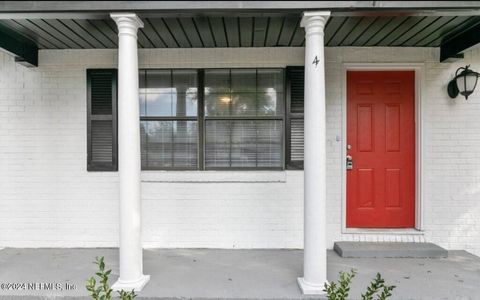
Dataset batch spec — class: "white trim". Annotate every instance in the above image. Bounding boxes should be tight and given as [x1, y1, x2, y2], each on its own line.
[340, 63, 426, 235]
[141, 170, 287, 183]
[344, 228, 424, 235]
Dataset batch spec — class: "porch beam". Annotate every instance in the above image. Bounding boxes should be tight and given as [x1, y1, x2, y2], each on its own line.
[0, 24, 37, 67]
[110, 12, 150, 292]
[440, 23, 480, 62]
[2, 9, 480, 20]
[1, 1, 479, 12]
[1, 1, 480, 19]
[297, 10, 330, 295]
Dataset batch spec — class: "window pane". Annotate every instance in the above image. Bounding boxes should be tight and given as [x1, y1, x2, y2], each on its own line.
[146, 70, 172, 93]
[143, 70, 197, 117]
[205, 69, 284, 117]
[173, 70, 197, 92]
[145, 92, 197, 117]
[257, 92, 283, 116]
[257, 69, 284, 93]
[138, 68, 285, 171]
[141, 121, 198, 169]
[257, 120, 282, 167]
[173, 70, 198, 116]
[141, 120, 173, 168]
[231, 93, 256, 116]
[145, 93, 173, 116]
[205, 120, 282, 168]
[231, 120, 257, 167]
[205, 120, 231, 167]
[205, 94, 231, 116]
[174, 92, 197, 116]
[205, 69, 230, 94]
[174, 120, 198, 167]
[231, 69, 256, 92]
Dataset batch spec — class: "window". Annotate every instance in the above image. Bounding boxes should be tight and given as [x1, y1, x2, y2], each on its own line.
[139, 70, 199, 169]
[204, 69, 284, 168]
[87, 67, 305, 172]
[139, 68, 285, 170]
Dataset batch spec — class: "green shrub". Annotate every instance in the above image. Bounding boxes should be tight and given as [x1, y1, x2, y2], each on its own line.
[361, 273, 395, 300]
[324, 269, 396, 300]
[86, 256, 137, 300]
[324, 269, 357, 300]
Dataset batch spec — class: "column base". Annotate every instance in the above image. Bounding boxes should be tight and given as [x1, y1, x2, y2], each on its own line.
[297, 277, 327, 295]
[112, 274, 150, 292]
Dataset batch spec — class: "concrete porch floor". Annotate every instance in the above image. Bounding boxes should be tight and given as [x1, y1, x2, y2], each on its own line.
[0, 248, 479, 300]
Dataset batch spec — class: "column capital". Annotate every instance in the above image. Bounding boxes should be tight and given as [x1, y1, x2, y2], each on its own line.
[111, 13, 144, 37]
[301, 11, 330, 35]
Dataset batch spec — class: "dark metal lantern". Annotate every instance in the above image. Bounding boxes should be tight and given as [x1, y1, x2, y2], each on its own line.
[448, 65, 480, 100]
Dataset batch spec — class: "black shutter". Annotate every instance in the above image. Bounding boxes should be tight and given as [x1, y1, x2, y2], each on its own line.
[87, 69, 118, 171]
[286, 66, 304, 169]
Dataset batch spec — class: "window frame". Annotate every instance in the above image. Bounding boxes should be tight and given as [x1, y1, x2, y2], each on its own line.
[139, 67, 286, 171]
[203, 68, 285, 170]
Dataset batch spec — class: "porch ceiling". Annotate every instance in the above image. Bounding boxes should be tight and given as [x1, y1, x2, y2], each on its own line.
[1, 15, 480, 50]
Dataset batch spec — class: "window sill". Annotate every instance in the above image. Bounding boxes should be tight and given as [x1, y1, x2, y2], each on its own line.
[141, 170, 287, 183]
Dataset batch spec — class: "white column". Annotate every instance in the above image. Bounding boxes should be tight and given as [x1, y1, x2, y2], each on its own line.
[297, 11, 330, 295]
[110, 13, 150, 292]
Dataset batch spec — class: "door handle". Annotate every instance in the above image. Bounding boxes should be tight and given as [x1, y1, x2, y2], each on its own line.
[346, 155, 353, 170]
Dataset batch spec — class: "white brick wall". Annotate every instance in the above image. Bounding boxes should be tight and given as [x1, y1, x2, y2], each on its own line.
[1, 47, 480, 255]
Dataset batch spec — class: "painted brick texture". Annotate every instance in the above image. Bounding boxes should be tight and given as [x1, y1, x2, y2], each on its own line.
[1, 47, 480, 256]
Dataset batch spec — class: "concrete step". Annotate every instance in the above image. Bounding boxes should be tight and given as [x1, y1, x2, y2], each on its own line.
[334, 242, 448, 258]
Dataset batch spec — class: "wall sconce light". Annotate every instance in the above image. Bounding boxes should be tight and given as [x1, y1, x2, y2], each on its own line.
[448, 65, 480, 100]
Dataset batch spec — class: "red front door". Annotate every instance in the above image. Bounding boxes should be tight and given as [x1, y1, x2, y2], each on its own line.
[346, 71, 415, 228]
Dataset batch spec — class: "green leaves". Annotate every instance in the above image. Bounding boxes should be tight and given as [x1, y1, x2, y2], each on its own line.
[324, 270, 395, 300]
[85, 256, 137, 300]
[378, 284, 396, 300]
[361, 273, 396, 300]
[323, 269, 357, 300]
[118, 289, 137, 300]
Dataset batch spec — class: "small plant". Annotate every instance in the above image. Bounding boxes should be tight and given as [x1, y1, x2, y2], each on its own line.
[324, 269, 357, 300]
[361, 273, 395, 300]
[86, 256, 137, 300]
[118, 290, 137, 300]
[324, 269, 396, 300]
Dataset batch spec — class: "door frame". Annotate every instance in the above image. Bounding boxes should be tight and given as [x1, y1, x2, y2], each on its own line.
[341, 63, 426, 234]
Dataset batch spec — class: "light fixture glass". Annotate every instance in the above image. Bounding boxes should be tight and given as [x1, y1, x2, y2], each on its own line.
[448, 65, 480, 100]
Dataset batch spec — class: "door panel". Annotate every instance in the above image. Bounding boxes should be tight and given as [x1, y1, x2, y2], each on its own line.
[346, 71, 415, 228]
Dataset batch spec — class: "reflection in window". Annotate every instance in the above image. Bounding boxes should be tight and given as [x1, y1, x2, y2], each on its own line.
[204, 69, 284, 116]
[139, 69, 199, 169]
[141, 121, 198, 169]
[205, 120, 282, 168]
[139, 70, 198, 117]
[204, 69, 284, 168]
[138, 68, 284, 170]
